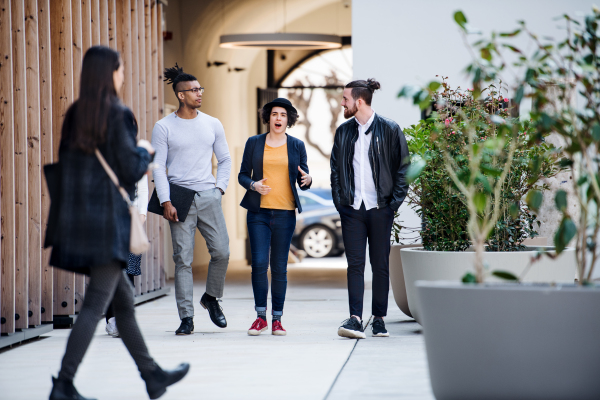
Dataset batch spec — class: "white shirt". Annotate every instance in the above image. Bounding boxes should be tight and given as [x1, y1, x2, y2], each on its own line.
[132, 175, 149, 216]
[352, 111, 378, 210]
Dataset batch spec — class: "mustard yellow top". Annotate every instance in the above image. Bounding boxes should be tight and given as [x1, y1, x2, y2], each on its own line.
[260, 143, 296, 210]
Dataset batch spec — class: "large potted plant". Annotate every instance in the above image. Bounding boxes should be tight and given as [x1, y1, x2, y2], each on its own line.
[409, 9, 600, 399]
[396, 79, 572, 323]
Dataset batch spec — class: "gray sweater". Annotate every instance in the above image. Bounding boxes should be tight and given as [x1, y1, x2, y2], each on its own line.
[151, 111, 231, 204]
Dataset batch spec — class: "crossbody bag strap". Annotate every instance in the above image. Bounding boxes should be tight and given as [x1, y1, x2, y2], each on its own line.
[95, 149, 133, 207]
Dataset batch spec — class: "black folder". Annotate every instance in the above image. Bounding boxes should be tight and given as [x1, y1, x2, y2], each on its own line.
[148, 183, 196, 222]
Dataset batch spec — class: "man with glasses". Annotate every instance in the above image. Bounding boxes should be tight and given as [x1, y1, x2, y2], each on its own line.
[152, 64, 231, 335]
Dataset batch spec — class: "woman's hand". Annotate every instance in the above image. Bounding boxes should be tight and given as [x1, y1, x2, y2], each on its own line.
[139, 214, 146, 224]
[137, 139, 155, 155]
[254, 178, 271, 195]
[298, 166, 312, 187]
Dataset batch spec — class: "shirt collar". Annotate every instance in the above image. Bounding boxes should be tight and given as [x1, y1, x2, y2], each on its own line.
[356, 111, 376, 133]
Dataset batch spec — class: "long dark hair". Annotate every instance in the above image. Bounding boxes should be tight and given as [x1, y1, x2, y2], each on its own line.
[63, 46, 121, 153]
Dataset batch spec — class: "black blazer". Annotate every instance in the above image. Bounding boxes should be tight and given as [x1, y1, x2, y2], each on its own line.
[238, 133, 311, 213]
[47, 102, 150, 274]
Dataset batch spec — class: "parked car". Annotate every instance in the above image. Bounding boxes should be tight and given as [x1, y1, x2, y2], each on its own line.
[292, 189, 344, 258]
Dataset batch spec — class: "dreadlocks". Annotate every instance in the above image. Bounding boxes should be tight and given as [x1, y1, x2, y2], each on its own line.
[163, 63, 198, 96]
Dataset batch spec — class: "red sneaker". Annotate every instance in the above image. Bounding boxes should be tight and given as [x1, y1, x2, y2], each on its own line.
[248, 318, 268, 336]
[272, 320, 287, 336]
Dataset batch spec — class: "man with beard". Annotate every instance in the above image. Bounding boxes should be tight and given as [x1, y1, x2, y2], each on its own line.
[152, 64, 231, 335]
[330, 79, 410, 339]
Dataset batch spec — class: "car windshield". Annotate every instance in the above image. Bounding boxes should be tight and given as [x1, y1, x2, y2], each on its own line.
[309, 189, 333, 201]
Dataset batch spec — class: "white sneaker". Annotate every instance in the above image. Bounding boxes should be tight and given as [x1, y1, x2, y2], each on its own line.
[105, 317, 119, 337]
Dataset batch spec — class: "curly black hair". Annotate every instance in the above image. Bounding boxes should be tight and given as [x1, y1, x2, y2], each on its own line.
[259, 104, 298, 128]
[163, 63, 197, 97]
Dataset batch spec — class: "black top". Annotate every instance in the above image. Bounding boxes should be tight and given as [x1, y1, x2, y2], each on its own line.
[47, 102, 151, 274]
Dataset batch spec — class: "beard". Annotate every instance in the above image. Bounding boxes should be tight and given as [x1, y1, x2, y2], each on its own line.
[344, 103, 358, 119]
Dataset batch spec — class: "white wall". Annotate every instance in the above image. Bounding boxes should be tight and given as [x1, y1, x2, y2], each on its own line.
[353, 0, 597, 125]
[352, 0, 598, 236]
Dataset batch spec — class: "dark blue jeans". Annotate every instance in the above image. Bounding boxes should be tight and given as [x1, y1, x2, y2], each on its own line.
[339, 202, 394, 319]
[247, 208, 296, 316]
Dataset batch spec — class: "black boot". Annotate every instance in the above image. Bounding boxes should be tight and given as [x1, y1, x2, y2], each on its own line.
[49, 376, 96, 400]
[141, 363, 190, 399]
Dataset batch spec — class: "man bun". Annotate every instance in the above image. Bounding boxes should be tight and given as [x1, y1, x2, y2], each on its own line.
[345, 78, 381, 106]
[366, 78, 381, 91]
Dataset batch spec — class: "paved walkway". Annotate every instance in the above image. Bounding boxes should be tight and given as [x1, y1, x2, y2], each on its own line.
[0, 258, 434, 399]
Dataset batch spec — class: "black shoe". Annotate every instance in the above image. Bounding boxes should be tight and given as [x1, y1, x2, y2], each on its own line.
[337, 317, 366, 339]
[371, 318, 389, 337]
[175, 317, 194, 335]
[141, 363, 190, 399]
[200, 293, 227, 328]
[49, 376, 96, 400]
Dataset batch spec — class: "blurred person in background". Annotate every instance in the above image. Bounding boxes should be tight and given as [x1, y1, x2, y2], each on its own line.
[238, 98, 312, 336]
[105, 174, 149, 337]
[46, 46, 189, 400]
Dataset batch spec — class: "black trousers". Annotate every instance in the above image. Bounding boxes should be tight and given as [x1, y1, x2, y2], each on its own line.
[339, 202, 394, 319]
[58, 262, 154, 381]
[106, 272, 135, 322]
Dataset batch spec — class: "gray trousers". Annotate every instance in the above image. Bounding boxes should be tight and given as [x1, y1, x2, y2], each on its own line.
[169, 188, 230, 319]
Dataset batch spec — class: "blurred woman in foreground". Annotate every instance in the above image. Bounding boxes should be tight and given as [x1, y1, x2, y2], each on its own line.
[47, 46, 189, 400]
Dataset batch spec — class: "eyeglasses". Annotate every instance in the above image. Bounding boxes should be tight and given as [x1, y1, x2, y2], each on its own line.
[179, 87, 204, 95]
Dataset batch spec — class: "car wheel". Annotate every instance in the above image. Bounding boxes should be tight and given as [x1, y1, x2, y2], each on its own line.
[300, 225, 336, 258]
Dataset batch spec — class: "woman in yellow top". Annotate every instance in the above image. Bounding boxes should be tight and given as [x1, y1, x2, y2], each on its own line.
[238, 98, 312, 336]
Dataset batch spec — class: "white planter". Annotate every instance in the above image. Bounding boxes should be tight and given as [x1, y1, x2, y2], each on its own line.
[401, 246, 576, 323]
[416, 281, 600, 399]
[389, 243, 421, 318]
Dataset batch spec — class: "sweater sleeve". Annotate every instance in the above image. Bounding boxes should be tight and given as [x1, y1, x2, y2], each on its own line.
[151, 121, 170, 205]
[213, 119, 232, 192]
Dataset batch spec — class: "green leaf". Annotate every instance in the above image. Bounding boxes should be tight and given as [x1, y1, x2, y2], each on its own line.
[499, 29, 521, 37]
[474, 192, 487, 213]
[502, 44, 522, 53]
[454, 10, 468, 30]
[558, 158, 573, 168]
[526, 190, 543, 212]
[555, 190, 568, 211]
[514, 85, 525, 105]
[554, 217, 577, 253]
[406, 159, 427, 184]
[592, 123, 600, 142]
[428, 81, 442, 92]
[492, 270, 519, 281]
[509, 202, 520, 218]
[481, 47, 492, 61]
[462, 272, 477, 283]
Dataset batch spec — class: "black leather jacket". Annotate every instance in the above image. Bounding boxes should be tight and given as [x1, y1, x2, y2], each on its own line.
[330, 113, 410, 211]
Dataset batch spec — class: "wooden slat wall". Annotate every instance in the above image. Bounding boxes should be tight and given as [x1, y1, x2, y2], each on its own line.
[0, 0, 166, 334]
[12, 0, 30, 331]
[1, 0, 15, 334]
[25, 0, 42, 327]
[39, 0, 53, 323]
[71, 0, 86, 315]
[50, 0, 75, 317]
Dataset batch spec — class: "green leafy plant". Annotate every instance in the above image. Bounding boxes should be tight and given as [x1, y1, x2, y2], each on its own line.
[447, 7, 600, 284]
[398, 80, 558, 266]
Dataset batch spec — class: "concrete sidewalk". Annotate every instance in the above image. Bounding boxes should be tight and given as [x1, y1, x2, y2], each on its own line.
[0, 258, 433, 400]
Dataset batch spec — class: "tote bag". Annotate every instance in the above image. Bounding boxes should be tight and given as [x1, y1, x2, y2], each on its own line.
[95, 149, 150, 254]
